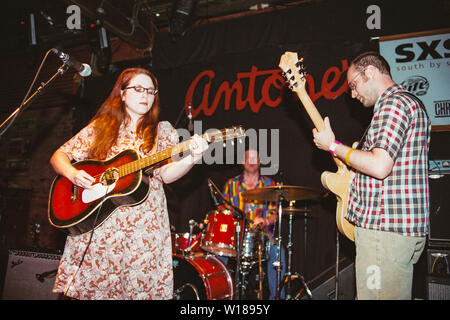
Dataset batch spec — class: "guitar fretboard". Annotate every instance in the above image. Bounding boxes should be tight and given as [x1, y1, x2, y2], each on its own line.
[117, 139, 191, 177]
[115, 127, 244, 178]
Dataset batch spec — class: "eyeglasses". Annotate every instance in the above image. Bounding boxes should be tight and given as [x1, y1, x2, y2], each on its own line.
[348, 69, 366, 91]
[124, 86, 158, 95]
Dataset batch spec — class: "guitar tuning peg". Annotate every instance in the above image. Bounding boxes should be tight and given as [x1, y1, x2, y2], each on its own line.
[286, 69, 292, 74]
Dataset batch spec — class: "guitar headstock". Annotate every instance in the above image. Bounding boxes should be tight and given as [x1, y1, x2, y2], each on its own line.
[204, 126, 245, 145]
[279, 51, 307, 92]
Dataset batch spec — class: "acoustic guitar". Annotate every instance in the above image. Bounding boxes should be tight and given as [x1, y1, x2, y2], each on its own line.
[48, 126, 245, 236]
[279, 52, 355, 241]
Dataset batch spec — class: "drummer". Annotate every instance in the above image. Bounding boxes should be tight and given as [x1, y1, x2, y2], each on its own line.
[223, 148, 286, 300]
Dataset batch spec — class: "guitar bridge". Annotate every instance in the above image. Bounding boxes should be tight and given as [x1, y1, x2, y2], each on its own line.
[71, 184, 78, 202]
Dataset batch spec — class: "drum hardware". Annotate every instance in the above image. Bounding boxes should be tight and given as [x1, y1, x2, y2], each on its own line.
[242, 184, 323, 300]
[187, 219, 196, 254]
[174, 282, 200, 300]
[257, 229, 264, 300]
[207, 177, 250, 300]
[281, 203, 313, 300]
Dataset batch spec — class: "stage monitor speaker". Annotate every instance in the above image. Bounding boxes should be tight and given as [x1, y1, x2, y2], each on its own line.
[300, 258, 355, 300]
[427, 276, 450, 300]
[1, 250, 61, 300]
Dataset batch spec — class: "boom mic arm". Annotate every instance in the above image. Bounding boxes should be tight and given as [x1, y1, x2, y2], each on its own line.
[207, 178, 248, 222]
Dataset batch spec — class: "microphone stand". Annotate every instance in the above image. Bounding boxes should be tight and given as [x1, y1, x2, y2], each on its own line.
[208, 178, 248, 300]
[0, 63, 70, 137]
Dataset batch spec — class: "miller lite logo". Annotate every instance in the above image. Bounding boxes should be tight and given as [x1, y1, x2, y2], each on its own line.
[400, 76, 429, 96]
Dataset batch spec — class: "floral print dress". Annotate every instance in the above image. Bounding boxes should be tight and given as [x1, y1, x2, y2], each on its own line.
[52, 121, 178, 300]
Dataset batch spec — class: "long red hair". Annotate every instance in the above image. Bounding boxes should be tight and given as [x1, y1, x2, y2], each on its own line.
[88, 68, 160, 160]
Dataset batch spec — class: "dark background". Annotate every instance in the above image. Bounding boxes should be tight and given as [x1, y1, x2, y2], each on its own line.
[0, 0, 449, 299]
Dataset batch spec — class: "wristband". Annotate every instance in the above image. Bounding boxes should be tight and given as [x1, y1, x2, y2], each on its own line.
[328, 140, 341, 156]
[345, 148, 355, 166]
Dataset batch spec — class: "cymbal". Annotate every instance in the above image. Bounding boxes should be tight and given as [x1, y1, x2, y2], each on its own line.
[241, 185, 323, 202]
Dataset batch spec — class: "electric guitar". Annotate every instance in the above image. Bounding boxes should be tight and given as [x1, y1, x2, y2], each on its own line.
[48, 126, 245, 236]
[279, 52, 355, 241]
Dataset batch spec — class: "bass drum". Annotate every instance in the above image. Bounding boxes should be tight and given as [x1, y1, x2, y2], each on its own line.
[172, 254, 234, 300]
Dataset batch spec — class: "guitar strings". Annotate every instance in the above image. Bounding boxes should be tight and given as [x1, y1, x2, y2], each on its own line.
[85, 129, 238, 181]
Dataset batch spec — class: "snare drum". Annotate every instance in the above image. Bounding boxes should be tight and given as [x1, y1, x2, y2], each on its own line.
[241, 230, 267, 262]
[201, 209, 242, 257]
[172, 254, 234, 300]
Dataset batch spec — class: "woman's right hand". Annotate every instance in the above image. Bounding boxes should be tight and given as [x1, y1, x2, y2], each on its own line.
[68, 168, 96, 189]
[50, 149, 95, 189]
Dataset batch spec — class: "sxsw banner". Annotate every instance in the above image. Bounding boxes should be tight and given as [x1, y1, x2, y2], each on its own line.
[379, 28, 450, 130]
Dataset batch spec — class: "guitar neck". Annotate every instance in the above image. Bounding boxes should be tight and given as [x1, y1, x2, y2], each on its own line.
[294, 88, 346, 169]
[118, 139, 192, 177]
[115, 126, 245, 177]
[296, 88, 325, 131]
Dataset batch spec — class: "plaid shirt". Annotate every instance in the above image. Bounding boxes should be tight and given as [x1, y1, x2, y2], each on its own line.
[223, 175, 276, 227]
[346, 84, 431, 237]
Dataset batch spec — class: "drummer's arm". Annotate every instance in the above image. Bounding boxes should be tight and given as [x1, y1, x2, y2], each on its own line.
[264, 212, 278, 226]
[254, 212, 277, 227]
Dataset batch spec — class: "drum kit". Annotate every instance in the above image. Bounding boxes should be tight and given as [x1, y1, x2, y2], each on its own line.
[172, 183, 325, 300]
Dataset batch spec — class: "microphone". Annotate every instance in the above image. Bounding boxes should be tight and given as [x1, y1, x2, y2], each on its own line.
[187, 103, 193, 133]
[51, 48, 92, 77]
[207, 179, 220, 207]
[188, 219, 204, 230]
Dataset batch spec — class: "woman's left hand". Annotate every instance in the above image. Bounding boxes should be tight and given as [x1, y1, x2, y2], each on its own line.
[189, 134, 209, 160]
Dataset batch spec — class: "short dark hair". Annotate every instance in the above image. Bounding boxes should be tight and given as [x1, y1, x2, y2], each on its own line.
[351, 51, 391, 77]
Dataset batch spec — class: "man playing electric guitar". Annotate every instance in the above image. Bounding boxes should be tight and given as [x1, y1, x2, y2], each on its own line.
[312, 52, 430, 300]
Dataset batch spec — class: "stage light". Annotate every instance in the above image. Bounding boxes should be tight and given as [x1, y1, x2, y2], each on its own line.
[170, 0, 199, 40]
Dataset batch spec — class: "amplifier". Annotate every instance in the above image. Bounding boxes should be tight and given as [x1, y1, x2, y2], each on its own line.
[1, 250, 61, 300]
[427, 248, 450, 277]
[428, 164, 450, 244]
[427, 276, 450, 300]
[429, 160, 450, 175]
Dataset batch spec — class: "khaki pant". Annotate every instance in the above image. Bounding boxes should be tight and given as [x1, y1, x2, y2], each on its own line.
[354, 227, 426, 300]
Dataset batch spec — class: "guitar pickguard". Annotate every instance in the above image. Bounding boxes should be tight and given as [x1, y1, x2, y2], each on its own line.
[81, 183, 116, 204]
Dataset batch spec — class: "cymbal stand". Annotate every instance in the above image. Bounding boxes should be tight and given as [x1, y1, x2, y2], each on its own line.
[274, 191, 284, 300]
[187, 220, 195, 255]
[280, 207, 313, 300]
[285, 212, 294, 299]
[235, 216, 244, 299]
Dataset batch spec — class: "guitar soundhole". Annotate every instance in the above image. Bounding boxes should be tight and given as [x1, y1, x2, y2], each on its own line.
[100, 168, 119, 186]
